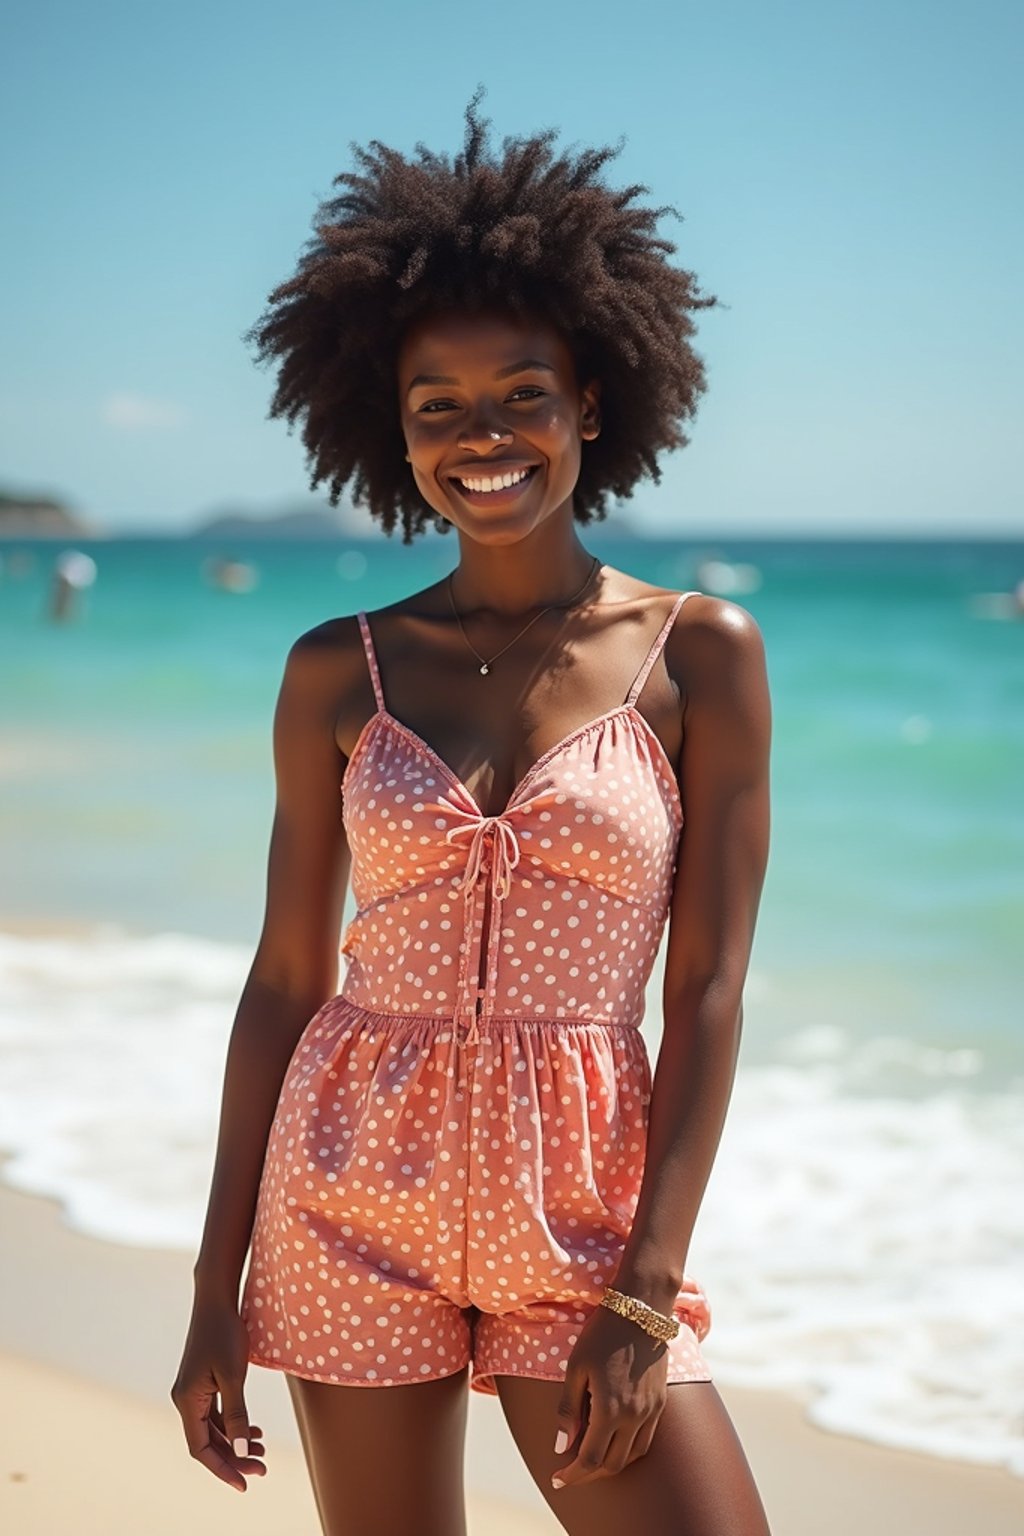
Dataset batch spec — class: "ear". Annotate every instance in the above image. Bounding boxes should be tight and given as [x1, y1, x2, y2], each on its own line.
[580, 378, 601, 441]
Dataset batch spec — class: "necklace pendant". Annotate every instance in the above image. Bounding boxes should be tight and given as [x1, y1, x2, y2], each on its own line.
[479, 662, 490, 675]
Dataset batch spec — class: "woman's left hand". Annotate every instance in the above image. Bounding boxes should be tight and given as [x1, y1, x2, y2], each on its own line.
[550, 1304, 671, 1490]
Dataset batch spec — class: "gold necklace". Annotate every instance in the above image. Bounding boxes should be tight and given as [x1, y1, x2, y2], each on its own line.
[446, 555, 601, 676]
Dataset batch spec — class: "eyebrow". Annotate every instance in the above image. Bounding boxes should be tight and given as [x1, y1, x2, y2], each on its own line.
[406, 358, 556, 393]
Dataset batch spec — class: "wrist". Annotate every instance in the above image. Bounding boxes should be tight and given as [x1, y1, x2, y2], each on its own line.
[192, 1264, 240, 1309]
[608, 1261, 683, 1318]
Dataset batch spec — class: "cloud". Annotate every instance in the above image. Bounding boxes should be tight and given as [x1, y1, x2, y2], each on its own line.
[101, 393, 187, 430]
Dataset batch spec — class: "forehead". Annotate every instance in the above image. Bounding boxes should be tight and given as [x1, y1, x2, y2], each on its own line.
[397, 307, 576, 382]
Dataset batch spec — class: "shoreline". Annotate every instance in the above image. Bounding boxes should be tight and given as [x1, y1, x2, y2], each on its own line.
[1, 1173, 1021, 1533]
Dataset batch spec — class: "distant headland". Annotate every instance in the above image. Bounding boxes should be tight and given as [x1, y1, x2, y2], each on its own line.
[0, 490, 99, 539]
[188, 497, 376, 540]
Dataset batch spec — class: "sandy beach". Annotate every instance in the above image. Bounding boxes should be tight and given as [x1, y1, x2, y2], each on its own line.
[0, 1171, 1020, 1534]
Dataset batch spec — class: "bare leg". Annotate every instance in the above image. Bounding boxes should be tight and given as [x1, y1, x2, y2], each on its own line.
[496, 1377, 772, 1535]
[285, 1366, 471, 1536]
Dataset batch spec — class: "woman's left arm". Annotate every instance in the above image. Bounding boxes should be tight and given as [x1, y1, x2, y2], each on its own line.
[613, 596, 772, 1311]
[551, 597, 771, 1491]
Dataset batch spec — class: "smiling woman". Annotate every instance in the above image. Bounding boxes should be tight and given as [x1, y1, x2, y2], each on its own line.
[399, 310, 599, 530]
[173, 87, 773, 1536]
[241, 87, 719, 545]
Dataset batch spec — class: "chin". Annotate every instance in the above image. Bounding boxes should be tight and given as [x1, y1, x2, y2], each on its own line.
[462, 519, 538, 545]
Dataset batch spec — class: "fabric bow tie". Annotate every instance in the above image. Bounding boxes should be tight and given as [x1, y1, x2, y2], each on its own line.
[445, 815, 522, 900]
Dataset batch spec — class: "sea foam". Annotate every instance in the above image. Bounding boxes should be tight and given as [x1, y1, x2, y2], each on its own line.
[0, 924, 1020, 1475]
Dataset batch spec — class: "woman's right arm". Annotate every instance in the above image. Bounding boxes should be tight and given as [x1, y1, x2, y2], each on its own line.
[171, 620, 356, 1489]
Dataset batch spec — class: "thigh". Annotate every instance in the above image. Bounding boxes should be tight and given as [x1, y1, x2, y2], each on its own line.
[287, 1366, 471, 1536]
[495, 1376, 772, 1536]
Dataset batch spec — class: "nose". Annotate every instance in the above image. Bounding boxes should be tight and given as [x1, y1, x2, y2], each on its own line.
[457, 406, 514, 455]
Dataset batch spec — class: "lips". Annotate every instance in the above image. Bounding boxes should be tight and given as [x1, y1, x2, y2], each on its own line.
[449, 464, 539, 498]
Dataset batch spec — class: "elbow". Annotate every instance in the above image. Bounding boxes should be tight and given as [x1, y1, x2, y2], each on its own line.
[663, 971, 746, 1035]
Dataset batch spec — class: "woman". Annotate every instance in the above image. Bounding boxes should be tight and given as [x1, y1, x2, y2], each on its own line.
[172, 93, 773, 1535]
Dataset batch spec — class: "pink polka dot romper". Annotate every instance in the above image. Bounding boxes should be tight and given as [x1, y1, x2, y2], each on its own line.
[240, 590, 713, 1394]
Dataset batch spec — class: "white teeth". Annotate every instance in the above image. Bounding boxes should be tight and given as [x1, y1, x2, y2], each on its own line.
[458, 467, 532, 494]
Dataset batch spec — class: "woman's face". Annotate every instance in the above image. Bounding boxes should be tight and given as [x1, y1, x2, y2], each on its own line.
[396, 307, 600, 541]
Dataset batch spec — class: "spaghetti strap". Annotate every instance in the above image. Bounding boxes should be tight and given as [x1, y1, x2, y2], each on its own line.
[625, 591, 699, 707]
[357, 611, 386, 713]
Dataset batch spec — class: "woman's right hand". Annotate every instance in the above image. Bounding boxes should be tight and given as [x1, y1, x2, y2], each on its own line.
[170, 1297, 267, 1492]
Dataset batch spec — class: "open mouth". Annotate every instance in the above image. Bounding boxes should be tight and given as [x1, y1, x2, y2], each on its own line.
[450, 464, 539, 498]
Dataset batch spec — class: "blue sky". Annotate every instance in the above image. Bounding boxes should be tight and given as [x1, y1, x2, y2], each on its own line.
[1, 0, 1020, 535]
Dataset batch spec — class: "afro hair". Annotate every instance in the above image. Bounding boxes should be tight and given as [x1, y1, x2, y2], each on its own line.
[244, 88, 720, 544]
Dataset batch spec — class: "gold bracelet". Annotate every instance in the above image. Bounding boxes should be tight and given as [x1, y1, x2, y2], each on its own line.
[598, 1286, 681, 1343]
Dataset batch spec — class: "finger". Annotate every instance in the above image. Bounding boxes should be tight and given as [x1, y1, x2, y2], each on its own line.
[198, 1445, 256, 1488]
[178, 1386, 248, 1492]
[209, 1417, 266, 1455]
[218, 1378, 252, 1460]
[605, 1420, 649, 1474]
[211, 1408, 264, 1444]
[623, 1413, 658, 1466]
[208, 1424, 268, 1474]
[210, 1393, 253, 1460]
[553, 1372, 589, 1456]
[551, 1413, 615, 1490]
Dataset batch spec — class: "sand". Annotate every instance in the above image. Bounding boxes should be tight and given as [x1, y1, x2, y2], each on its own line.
[0, 1174, 1021, 1534]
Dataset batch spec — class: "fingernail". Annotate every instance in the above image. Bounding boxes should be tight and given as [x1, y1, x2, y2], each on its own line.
[233, 1436, 248, 1456]
[554, 1428, 568, 1454]
[551, 1476, 565, 1489]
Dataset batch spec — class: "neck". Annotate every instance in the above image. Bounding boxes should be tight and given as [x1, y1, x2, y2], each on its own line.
[449, 521, 599, 617]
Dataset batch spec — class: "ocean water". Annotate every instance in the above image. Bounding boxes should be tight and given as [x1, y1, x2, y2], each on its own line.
[1, 531, 1022, 1474]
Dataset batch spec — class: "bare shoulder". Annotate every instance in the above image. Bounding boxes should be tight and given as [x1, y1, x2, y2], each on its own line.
[670, 592, 767, 678]
[281, 613, 366, 694]
[287, 612, 360, 663]
[611, 572, 762, 645]
[661, 593, 771, 749]
[675, 590, 763, 639]
[270, 615, 376, 764]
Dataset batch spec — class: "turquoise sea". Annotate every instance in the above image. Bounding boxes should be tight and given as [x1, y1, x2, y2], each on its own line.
[1, 530, 1022, 1473]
